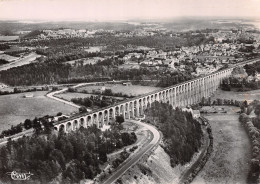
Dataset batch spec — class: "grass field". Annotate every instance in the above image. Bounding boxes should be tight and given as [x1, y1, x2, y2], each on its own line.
[192, 106, 251, 184]
[212, 89, 260, 103]
[56, 92, 126, 101]
[78, 84, 161, 96]
[0, 91, 77, 132]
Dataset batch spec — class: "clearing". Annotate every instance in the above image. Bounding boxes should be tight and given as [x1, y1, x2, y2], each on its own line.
[192, 106, 251, 184]
[0, 91, 77, 132]
[212, 89, 260, 103]
[78, 84, 160, 96]
[56, 92, 126, 101]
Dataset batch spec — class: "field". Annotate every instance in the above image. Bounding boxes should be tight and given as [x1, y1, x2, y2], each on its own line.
[64, 57, 104, 66]
[212, 89, 260, 103]
[84, 46, 103, 52]
[0, 35, 19, 41]
[56, 92, 126, 101]
[0, 91, 77, 132]
[0, 54, 18, 62]
[192, 106, 251, 184]
[78, 84, 161, 96]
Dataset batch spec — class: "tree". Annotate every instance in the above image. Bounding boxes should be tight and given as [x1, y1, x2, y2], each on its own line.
[116, 115, 124, 124]
[79, 106, 88, 113]
[32, 118, 42, 134]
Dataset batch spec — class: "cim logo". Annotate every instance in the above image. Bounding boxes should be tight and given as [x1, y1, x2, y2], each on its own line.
[6, 171, 33, 180]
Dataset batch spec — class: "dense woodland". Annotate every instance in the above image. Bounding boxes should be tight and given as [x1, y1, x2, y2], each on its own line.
[23, 33, 214, 52]
[145, 102, 203, 166]
[0, 120, 137, 183]
[0, 58, 194, 87]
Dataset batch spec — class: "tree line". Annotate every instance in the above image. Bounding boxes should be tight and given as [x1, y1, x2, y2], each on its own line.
[238, 100, 260, 184]
[71, 95, 121, 109]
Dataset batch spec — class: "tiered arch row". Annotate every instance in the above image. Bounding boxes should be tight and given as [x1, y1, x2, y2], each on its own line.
[55, 56, 260, 133]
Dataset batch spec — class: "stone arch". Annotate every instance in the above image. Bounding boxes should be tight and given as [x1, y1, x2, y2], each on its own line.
[73, 120, 78, 131]
[98, 112, 103, 128]
[80, 118, 85, 128]
[138, 98, 143, 115]
[147, 96, 151, 108]
[104, 110, 109, 124]
[115, 106, 120, 117]
[87, 116, 92, 127]
[60, 124, 65, 132]
[109, 108, 114, 124]
[54, 126, 58, 131]
[66, 122, 72, 132]
[93, 114, 98, 127]
[151, 94, 154, 103]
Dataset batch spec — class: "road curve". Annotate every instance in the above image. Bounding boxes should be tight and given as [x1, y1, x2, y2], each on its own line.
[101, 119, 160, 184]
[46, 85, 81, 109]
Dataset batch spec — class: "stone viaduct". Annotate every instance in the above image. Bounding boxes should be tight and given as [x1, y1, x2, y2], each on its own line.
[53, 58, 260, 132]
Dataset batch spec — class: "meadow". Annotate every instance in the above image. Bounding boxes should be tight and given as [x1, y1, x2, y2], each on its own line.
[0, 91, 77, 132]
[56, 92, 126, 101]
[212, 89, 260, 103]
[192, 106, 250, 184]
[78, 84, 161, 96]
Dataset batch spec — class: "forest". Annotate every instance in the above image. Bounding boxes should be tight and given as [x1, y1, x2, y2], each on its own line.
[0, 120, 137, 183]
[145, 102, 203, 167]
[0, 58, 194, 87]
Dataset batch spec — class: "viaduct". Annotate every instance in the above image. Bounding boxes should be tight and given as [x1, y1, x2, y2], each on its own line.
[53, 58, 260, 132]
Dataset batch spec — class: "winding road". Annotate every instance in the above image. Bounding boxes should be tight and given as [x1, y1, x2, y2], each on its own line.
[101, 119, 160, 184]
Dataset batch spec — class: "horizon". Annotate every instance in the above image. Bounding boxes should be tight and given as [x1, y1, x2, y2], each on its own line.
[0, 16, 259, 23]
[0, 0, 259, 21]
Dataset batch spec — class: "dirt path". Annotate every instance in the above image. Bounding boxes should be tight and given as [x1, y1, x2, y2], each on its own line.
[192, 106, 251, 184]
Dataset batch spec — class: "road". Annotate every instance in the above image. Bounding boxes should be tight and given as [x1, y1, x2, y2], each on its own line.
[101, 119, 160, 184]
[0, 129, 33, 146]
[46, 82, 93, 109]
[0, 52, 40, 71]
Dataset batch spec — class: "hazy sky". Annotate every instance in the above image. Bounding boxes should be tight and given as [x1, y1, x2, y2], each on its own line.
[0, 0, 260, 21]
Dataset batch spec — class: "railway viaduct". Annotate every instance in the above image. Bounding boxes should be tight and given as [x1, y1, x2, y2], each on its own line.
[53, 58, 260, 132]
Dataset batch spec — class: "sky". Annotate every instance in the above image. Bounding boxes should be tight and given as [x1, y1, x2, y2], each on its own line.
[0, 0, 260, 21]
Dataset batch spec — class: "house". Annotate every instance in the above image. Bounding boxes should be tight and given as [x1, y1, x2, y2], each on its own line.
[0, 83, 7, 89]
[163, 59, 176, 69]
[24, 94, 34, 98]
[254, 71, 260, 81]
[192, 110, 200, 118]
[123, 82, 132, 86]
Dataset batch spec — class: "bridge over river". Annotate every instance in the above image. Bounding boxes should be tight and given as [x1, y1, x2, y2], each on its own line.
[53, 58, 260, 132]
